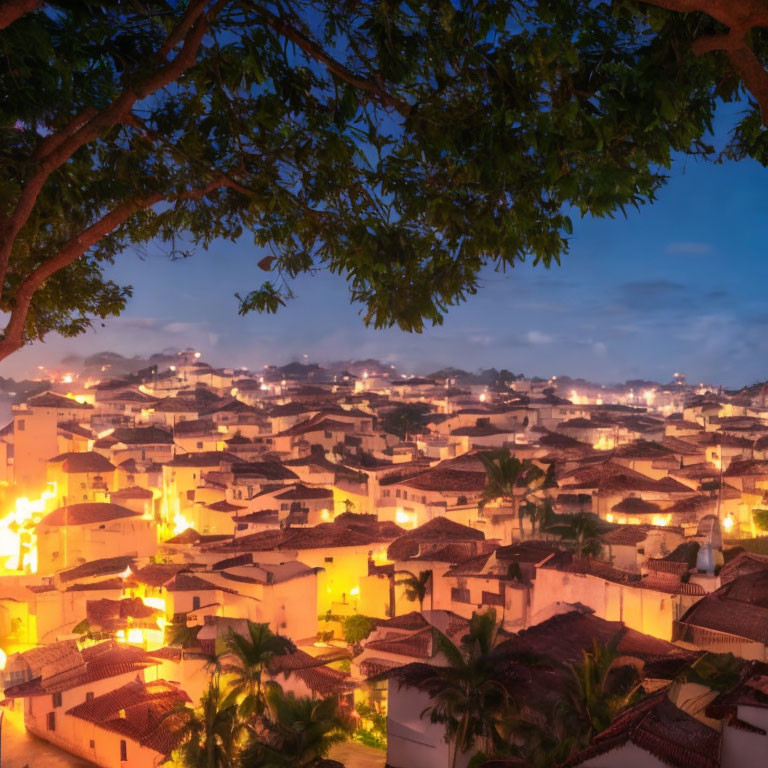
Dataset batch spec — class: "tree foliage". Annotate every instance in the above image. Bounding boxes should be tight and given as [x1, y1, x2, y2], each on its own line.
[395, 568, 432, 611]
[223, 621, 295, 717]
[381, 403, 432, 440]
[240, 684, 350, 768]
[2, 1, 767, 359]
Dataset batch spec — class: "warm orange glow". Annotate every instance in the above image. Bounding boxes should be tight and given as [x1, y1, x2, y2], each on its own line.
[651, 515, 671, 527]
[722, 516, 734, 532]
[172, 509, 193, 537]
[0, 483, 57, 573]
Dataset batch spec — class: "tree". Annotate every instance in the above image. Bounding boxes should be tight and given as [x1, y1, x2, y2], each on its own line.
[381, 403, 432, 441]
[2, 1, 761, 362]
[479, 452, 545, 538]
[240, 684, 350, 768]
[168, 674, 241, 768]
[395, 569, 432, 612]
[556, 639, 642, 759]
[395, 610, 511, 768]
[223, 621, 295, 717]
[341, 614, 374, 646]
[548, 511, 602, 560]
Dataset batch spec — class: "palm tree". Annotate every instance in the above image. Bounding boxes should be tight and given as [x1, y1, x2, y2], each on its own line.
[399, 610, 511, 768]
[558, 638, 641, 754]
[240, 684, 350, 768]
[168, 673, 241, 768]
[479, 451, 545, 539]
[223, 621, 295, 717]
[520, 498, 556, 540]
[548, 511, 602, 560]
[395, 569, 432, 612]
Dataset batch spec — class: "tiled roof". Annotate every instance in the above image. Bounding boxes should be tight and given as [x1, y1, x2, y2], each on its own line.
[165, 451, 239, 467]
[58, 421, 94, 439]
[67, 679, 190, 757]
[58, 555, 134, 583]
[5, 642, 158, 698]
[87, 597, 162, 632]
[205, 499, 246, 513]
[112, 426, 174, 445]
[720, 551, 768, 585]
[364, 627, 434, 659]
[387, 518, 484, 561]
[273, 483, 333, 500]
[396, 468, 487, 493]
[724, 459, 768, 477]
[109, 486, 154, 500]
[40, 502, 139, 527]
[166, 573, 232, 593]
[132, 563, 190, 587]
[231, 461, 299, 481]
[611, 497, 662, 515]
[565, 692, 719, 768]
[679, 569, 768, 644]
[47, 451, 115, 473]
[497, 611, 685, 665]
[28, 392, 93, 409]
[66, 578, 124, 592]
[601, 525, 681, 547]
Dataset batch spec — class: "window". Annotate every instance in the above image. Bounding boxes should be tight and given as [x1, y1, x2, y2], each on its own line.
[16, 419, 24, 431]
[192, 596, 201, 610]
[383, 489, 390, 498]
[403, 491, 408, 500]
[451, 587, 471, 604]
[86, 692, 94, 702]
[196, 442, 203, 449]
[89, 740, 95, 749]
[46, 712, 56, 731]
[324, 431, 333, 439]
[395, 489, 401, 498]
[325, 556, 334, 563]
[120, 740, 128, 762]
[52, 691, 62, 708]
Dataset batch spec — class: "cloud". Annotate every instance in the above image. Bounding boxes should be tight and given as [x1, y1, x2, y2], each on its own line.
[526, 330, 553, 345]
[665, 242, 713, 255]
[615, 280, 688, 312]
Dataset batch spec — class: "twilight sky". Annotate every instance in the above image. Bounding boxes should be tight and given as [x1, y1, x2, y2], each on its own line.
[5, 123, 768, 387]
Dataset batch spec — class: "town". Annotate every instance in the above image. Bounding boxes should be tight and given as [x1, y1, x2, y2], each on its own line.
[0, 351, 764, 768]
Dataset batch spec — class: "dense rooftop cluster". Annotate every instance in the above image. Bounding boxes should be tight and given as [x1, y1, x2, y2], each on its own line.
[1, 355, 768, 767]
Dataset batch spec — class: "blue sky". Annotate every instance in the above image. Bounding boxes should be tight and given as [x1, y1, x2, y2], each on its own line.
[7, 144, 768, 387]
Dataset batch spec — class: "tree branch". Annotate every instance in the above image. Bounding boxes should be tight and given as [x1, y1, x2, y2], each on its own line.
[0, 176, 238, 361]
[0, 0, 41, 30]
[640, 0, 768, 126]
[254, 5, 411, 117]
[0, 0, 223, 305]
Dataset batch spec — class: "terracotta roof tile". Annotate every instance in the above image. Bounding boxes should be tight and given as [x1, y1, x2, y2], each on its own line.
[47, 451, 115, 473]
[41, 503, 139, 527]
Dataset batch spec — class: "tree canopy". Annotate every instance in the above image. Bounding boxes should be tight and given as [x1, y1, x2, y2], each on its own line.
[1, 0, 766, 361]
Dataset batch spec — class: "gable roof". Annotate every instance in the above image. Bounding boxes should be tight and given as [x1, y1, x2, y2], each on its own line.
[566, 692, 719, 768]
[387, 517, 484, 561]
[40, 502, 139, 527]
[47, 451, 115, 474]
